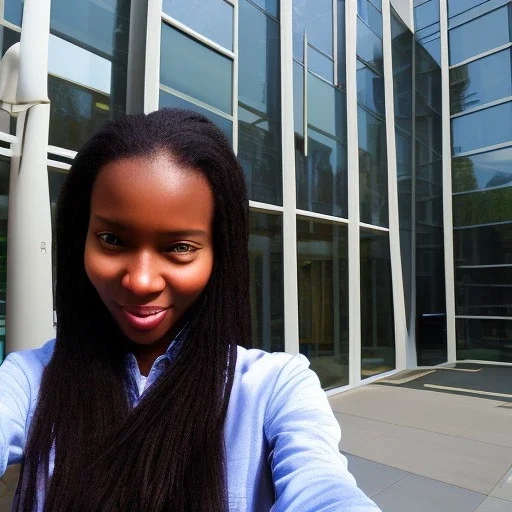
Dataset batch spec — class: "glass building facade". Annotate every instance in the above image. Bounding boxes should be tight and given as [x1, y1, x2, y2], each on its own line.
[1, 0, 511, 391]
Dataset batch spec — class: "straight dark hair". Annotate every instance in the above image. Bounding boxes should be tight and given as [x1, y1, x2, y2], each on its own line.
[15, 109, 251, 511]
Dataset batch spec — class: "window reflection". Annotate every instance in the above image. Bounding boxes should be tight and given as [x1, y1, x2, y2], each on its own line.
[160, 24, 233, 115]
[450, 50, 512, 115]
[249, 212, 284, 352]
[453, 186, 512, 226]
[451, 102, 512, 156]
[457, 318, 512, 363]
[297, 219, 349, 390]
[159, 90, 233, 143]
[4, 0, 22, 26]
[449, 5, 511, 65]
[360, 229, 395, 378]
[162, 0, 234, 50]
[238, 0, 282, 205]
[356, 18, 383, 74]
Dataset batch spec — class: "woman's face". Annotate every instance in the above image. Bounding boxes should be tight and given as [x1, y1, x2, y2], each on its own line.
[84, 153, 215, 346]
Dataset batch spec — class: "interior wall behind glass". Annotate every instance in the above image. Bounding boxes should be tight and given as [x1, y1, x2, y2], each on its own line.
[297, 219, 349, 390]
[48, 0, 131, 150]
[238, 0, 282, 205]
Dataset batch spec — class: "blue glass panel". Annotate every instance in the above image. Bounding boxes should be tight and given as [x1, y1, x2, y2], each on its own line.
[357, 62, 385, 116]
[162, 0, 233, 50]
[449, 5, 511, 65]
[357, 0, 383, 39]
[4, 0, 22, 26]
[451, 102, 512, 155]
[293, 0, 333, 61]
[453, 186, 512, 226]
[308, 73, 345, 137]
[293, 61, 304, 136]
[160, 23, 233, 114]
[308, 46, 334, 83]
[356, 17, 383, 73]
[159, 89, 233, 143]
[448, 0, 508, 25]
[452, 147, 512, 193]
[251, 0, 279, 18]
[450, 49, 512, 114]
[414, 0, 439, 30]
[448, 0, 495, 19]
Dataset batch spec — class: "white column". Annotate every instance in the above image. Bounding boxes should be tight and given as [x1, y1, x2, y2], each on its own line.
[6, 0, 54, 352]
[382, 0, 408, 370]
[345, 0, 361, 385]
[144, 0, 163, 113]
[439, 0, 457, 362]
[280, 0, 299, 355]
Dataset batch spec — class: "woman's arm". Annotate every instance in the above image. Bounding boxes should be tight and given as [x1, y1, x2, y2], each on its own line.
[264, 355, 381, 512]
[0, 353, 31, 476]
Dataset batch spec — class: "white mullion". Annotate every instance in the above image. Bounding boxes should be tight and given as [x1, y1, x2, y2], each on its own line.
[451, 96, 512, 119]
[359, 221, 389, 233]
[382, 0, 407, 372]
[144, 0, 163, 113]
[161, 12, 236, 60]
[346, 0, 361, 386]
[233, 0, 239, 154]
[47, 145, 77, 159]
[249, 200, 284, 213]
[47, 160, 71, 171]
[280, 0, 300, 356]
[296, 209, 349, 225]
[440, 0, 457, 363]
[0, 147, 12, 158]
[456, 315, 512, 321]
[0, 133, 16, 144]
[454, 140, 512, 158]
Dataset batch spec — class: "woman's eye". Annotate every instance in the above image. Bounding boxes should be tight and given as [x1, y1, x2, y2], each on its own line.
[169, 243, 194, 254]
[98, 233, 124, 247]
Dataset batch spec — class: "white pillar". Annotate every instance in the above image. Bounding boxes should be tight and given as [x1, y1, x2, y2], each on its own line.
[6, 0, 53, 352]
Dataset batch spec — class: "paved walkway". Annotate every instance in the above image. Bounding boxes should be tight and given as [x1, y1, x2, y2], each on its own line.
[330, 365, 512, 512]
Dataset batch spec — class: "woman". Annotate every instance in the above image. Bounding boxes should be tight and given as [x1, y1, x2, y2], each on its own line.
[0, 109, 380, 511]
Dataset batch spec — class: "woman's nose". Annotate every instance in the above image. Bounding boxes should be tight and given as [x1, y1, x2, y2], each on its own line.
[121, 251, 166, 296]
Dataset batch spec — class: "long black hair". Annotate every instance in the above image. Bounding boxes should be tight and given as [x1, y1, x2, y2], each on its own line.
[16, 109, 251, 511]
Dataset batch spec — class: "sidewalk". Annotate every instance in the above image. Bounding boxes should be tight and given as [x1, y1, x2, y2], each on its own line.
[330, 364, 512, 512]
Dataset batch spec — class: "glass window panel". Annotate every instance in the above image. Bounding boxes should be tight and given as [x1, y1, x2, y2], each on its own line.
[308, 46, 334, 83]
[358, 107, 388, 227]
[369, 0, 381, 11]
[296, 129, 348, 217]
[356, 17, 383, 74]
[455, 266, 512, 316]
[238, 0, 282, 205]
[4, 0, 23, 27]
[416, 46, 442, 113]
[250, 0, 279, 18]
[414, 0, 439, 31]
[453, 186, 512, 226]
[238, 106, 282, 205]
[449, 5, 511, 65]
[0, 158, 8, 362]
[48, 74, 111, 150]
[293, 0, 333, 61]
[337, 0, 347, 88]
[160, 23, 233, 114]
[159, 90, 233, 144]
[448, 0, 495, 19]
[249, 212, 284, 352]
[50, 0, 129, 59]
[454, 222, 512, 266]
[450, 49, 512, 115]
[451, 102, 512, 156]
[415, 97, 442, 155]
[357, 62, 385, 116]
[162, 0, 233, 50]
[357, 0, 383, 39]
[452, 147, 512, 193]
[297, 219, 349, 390]
[360, 229, 395, 378]
[456, 318, 512, 363]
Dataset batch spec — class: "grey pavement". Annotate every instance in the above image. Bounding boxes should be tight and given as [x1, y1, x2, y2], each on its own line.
[330, 367, 512, 512]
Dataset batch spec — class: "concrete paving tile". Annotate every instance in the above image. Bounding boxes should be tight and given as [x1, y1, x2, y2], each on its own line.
[335, 412, 512, 494]
[343, 453, 409, 498]
[461, 408, 512, 448]
[476, 497, 512, 512]
[490, 466, 512, 502]
[372, 474, 486, 512]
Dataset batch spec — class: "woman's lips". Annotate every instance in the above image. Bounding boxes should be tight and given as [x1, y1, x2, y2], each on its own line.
[117, 305, 170, 332]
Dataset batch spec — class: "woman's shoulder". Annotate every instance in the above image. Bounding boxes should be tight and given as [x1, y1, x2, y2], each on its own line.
[235, 346, 310, 378]
[1, 338, 56, 378]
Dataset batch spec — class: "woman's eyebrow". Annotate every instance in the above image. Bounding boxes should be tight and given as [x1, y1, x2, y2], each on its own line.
[91, 215, 208, 237]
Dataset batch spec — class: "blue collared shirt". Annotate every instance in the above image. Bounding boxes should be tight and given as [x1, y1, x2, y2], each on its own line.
[0, 339, 380, 511]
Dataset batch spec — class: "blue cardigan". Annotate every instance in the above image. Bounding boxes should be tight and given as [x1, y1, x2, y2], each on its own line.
[0, 339, 380, 511]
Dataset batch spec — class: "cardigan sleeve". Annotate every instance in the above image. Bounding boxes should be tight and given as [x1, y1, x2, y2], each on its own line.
[264, 354, 381, 512]
[0, 353, 31, 477]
